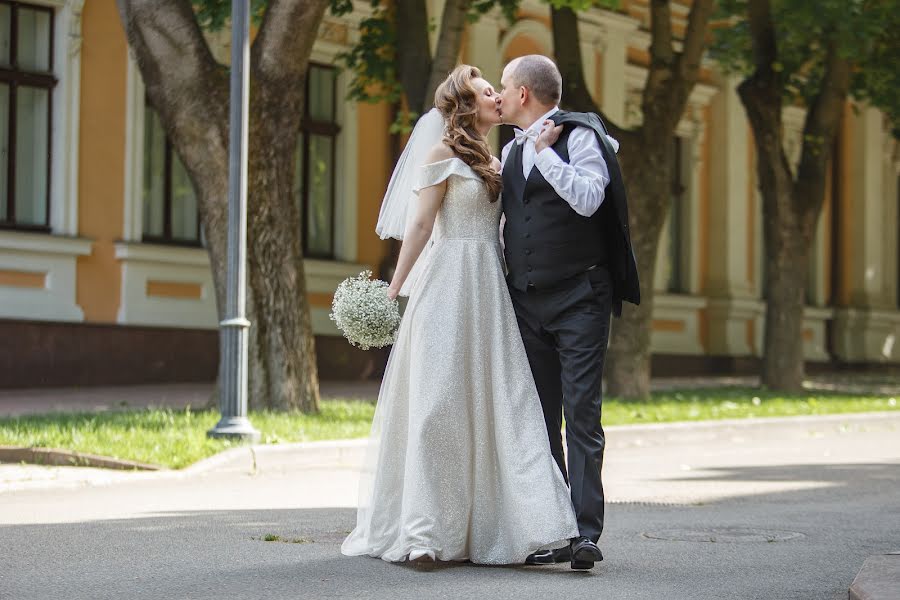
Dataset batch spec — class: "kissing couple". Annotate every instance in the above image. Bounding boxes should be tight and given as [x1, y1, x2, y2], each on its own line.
[341, 54, 640, 570]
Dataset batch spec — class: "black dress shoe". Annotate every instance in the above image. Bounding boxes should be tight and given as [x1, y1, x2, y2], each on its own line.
[524, 545, 572, 565]
[570, 537, 603, 570]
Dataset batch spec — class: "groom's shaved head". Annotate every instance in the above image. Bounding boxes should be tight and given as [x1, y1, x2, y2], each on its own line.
[508, 55, 562, 106]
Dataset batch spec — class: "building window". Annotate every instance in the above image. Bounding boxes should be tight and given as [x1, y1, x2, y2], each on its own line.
[138, 65, 338, 252]
[0, 1, 55, 232]
[295, 64, 339, 259]
[666, 136, 687, 293]
[142, 99, 201, 246]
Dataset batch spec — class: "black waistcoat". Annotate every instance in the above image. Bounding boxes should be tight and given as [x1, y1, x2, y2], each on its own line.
[502, 126, 608, 292]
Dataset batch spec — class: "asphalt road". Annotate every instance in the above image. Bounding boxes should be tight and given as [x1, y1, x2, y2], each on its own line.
[1, 413, 898, 600]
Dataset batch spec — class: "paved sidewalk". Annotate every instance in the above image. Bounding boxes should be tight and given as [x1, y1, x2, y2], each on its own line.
[0, 412, 897, 599]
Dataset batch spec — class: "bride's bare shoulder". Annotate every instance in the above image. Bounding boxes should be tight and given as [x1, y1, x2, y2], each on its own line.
[426, 142, 456, 164]
[491, 156, 501, 172]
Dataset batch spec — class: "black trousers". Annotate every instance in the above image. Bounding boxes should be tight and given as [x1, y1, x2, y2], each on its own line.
[508, 266, 611, 542]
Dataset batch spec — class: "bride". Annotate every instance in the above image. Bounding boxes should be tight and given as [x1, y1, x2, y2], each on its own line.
[340, 65, 577, 565]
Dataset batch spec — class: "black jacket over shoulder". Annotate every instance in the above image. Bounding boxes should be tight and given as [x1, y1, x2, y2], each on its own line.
[551, 110, 640, 315]
[502, 110, 640, 316]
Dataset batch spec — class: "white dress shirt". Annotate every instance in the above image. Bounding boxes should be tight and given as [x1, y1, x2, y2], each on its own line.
[500, 107, 618, 218]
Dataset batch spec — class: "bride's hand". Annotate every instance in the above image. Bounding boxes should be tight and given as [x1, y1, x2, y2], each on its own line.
[387, 285, 400, 301]
[534, 120, 563, 153]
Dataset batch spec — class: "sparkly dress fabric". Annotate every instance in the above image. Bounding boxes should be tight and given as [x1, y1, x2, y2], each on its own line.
[341, 157, 578, 564]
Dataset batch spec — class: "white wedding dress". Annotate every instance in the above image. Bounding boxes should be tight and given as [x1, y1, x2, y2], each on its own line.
[341, 157, 578, 564]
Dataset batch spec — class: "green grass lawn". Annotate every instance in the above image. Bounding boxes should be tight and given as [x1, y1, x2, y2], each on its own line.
[0, 388, 896, 469]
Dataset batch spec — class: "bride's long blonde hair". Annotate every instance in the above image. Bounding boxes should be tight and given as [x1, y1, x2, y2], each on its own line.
[433, 65, 502, 201]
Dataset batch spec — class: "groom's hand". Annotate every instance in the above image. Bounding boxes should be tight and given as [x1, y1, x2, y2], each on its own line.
[534, 120, 563, 154]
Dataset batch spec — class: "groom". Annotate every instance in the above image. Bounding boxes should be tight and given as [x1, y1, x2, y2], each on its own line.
[496, 55, 640, 570]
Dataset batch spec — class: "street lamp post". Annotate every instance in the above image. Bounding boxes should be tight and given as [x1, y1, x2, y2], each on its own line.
[208, 0, 260, 442]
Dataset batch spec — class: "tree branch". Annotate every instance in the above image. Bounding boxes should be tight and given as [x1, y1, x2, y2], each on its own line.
[550, 5, 626, 139]
[116, 0, 219, 101]
[648, 0, 675, 68]
[801, 42, 853, 155]
[116, 0, 230, 172]
[253, 0, 331, 84]
[738, 0, 782, 153]
[642, 0, 676, 125]
[794, 39, 852, 215]
[424, 0, 473, 114]
[746, 0, 778, 85]
[552, 7, 597, 112]
[677, 0, 715, 82]
[395, 0, 433, 114]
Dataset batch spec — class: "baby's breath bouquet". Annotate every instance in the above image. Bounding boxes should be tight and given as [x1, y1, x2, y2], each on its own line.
[330, 270, 401, 350]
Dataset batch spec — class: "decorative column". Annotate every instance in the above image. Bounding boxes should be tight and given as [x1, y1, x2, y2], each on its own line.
[467, 9, 502, 149]
[834, 105, 900, 364]
[54, 0, 85, 235]
[706, 75, 758, 356]
[881, 128, 899, 310]
[591, 11, 637, 125]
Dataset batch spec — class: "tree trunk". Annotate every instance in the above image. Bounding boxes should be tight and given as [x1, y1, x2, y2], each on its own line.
[603, 141, 672, 399]
[550, 6, 625, 139]
[740, 100, 842, 392]
[761, 211, 811, 391]
[118, 0, 329, 412]
[244, 96, 320, 411]
[424, 0, 473, 113]
[394, 0, 473, 116]
[742, 87, 810, 392]
[395, 0, 432, 115]
[739, 70, 810, 392]
[551, 2, 714, 399]
[738, 2, 852, 391]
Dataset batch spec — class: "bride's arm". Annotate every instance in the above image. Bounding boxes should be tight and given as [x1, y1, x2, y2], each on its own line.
[387, 179, 446, 299]
[493, 156, 505, 252]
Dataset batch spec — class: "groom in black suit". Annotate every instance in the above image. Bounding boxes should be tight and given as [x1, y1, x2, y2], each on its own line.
[496, 55, 640, 570]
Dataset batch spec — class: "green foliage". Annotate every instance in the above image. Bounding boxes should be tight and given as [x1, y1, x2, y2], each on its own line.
[335, 1, 403, 107]
[712, 0, 900, 127]
[851, 4, 900, 133]
[545, 0, 620, 9]
[333, 0, 621, 129]
[192, 0, 268, 30]
[470, 0, 520, 23]
[190, 0, 356, 30]
[390, 111, 420, 135]
[333, 0, 525, 130]
[190, 0, 628, 120]
[329, 0, 355, 16]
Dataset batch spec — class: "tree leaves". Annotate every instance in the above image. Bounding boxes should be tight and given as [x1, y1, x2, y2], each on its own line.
[713, 0, 900, 128]
[336, 3, 403, 107]
[192, 0, 268, 30]
[470, 0, 518, 23]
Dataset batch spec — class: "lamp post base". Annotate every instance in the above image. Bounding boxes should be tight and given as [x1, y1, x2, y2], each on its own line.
[207, 416, 261, 442]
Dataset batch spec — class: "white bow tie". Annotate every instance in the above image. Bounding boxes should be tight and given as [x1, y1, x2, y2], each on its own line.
[514, 128, 540, 145]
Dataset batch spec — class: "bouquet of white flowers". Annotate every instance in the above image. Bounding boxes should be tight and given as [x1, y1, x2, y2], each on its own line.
[330, 270, 401, 350]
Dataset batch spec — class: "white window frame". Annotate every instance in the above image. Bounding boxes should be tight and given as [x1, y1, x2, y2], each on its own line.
[120, 26, 365, 332]
[0, 0, 88, 324]
[6, 0, 85, 235]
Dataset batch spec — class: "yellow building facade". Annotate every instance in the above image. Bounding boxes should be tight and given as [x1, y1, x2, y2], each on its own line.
[0, 0, 898, 388]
